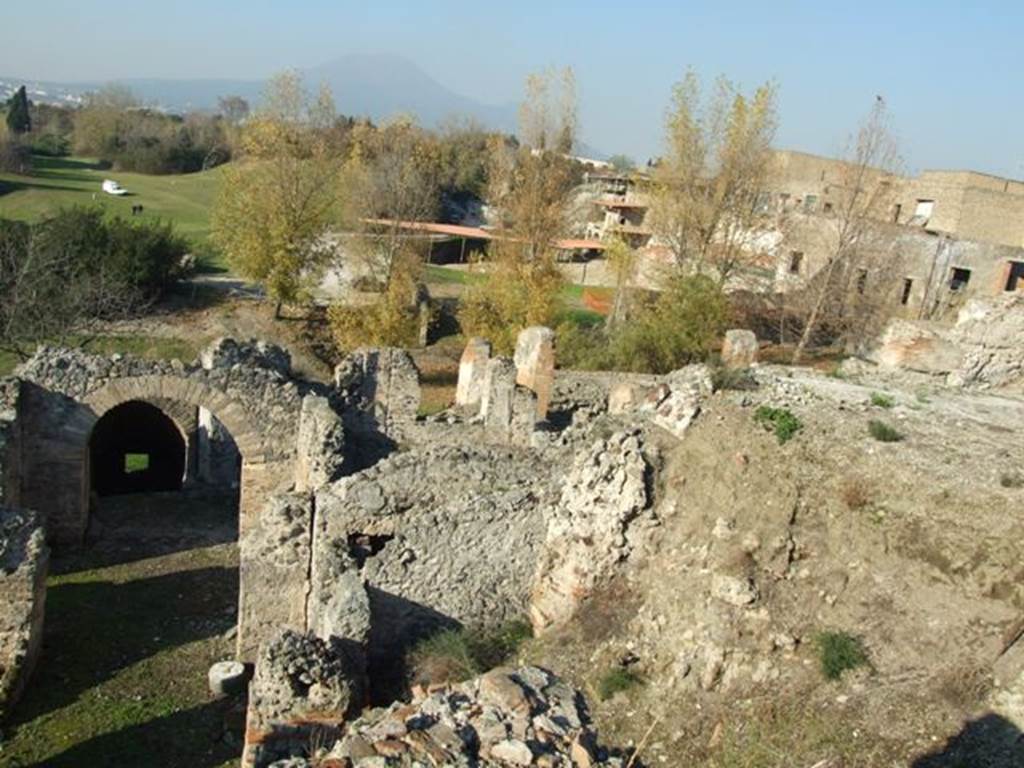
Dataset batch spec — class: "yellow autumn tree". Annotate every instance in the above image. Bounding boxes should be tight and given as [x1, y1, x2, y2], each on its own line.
[648, 73, 778, 285]
[212, 71, 340, 317]
[459, 68, 577, 353]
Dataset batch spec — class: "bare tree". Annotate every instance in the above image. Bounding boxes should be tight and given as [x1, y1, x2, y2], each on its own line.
[647, 73, 778, 285]
[0, 223, 140, 359]
[791, 98, 903, 362]
[341, 116, 441, 285]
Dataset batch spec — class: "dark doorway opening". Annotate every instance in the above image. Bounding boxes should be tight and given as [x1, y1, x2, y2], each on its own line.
[90, 401, 186, 496]
[1005, 260, 1024, 292]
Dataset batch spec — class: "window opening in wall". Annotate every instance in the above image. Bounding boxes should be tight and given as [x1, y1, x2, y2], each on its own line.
[1005, 260, 1024, 292]
[909, 199, 934, 227]
[348, 533, 395, 567]
[901, 278, 913, 305]
[950, 267, 972, 291]
[893, 203, 902, 223]
[124, 453, 150, 474]
[823, 202, 834, 214]
[856, 269, 868, 294]
[788, 251, 803, 274]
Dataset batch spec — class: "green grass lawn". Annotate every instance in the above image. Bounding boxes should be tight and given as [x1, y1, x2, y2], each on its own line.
[0, 155, 224, 263]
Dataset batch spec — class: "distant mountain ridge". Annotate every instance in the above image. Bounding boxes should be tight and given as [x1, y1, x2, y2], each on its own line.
[0, 53, 604, 158]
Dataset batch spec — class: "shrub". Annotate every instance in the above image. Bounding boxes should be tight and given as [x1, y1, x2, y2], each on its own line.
[329, 263, 425, 351]
[869, 392, 894, 408]
[868, 420, 903, 443]
[407, 620, 532, 687]
[711, 364, 757, 392]
[753, 405, 803, 444]
[840, 477, 873, 510]
[1000, 471, 1024, 489]
[554, 274, 729, 374]
[815, 631, 869, 681]
[597, 667, 643, 700]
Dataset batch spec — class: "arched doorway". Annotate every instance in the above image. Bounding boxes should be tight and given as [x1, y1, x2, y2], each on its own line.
[89, 400, 187, 496]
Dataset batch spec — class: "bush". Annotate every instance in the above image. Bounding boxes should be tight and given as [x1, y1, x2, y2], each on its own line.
[870, 392, 894, 408]
[407, 620, 532, 687]
[329, 265, 425, 352]
[31, 132, 70, 157]
[839, 477, 873, 510]
[868, 420, 903, 443]
[555, 274, 729, 374]
[0, 136, 31, 174]
[711, 364, 757, 392]
[815, 631, 869, 681]
[597, 667, 643, 700]
[1000, 471, 1024, 489]
[753, 405, 803, 444]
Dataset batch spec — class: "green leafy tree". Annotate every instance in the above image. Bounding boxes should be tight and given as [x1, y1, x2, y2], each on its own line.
[5, 86, 31, 134]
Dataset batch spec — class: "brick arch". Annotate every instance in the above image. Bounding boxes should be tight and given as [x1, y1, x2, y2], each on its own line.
[83, 375, 271, 461]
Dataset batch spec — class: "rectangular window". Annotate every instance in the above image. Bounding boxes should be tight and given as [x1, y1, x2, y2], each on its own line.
[900, 278, 913, 305]
[823, 202, 834, 215]
[893, 203, 902, 223]
[950, 267, 972, 291]
[914, 199, 935, 218]
[1005, 261, 1024, 292]
[124, 453, 150, 474]
[788, 251, 803, 274]
[803, 194, 818, 213]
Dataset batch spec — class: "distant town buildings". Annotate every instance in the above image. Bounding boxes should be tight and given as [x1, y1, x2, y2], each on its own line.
[582, 149, 1024, 317]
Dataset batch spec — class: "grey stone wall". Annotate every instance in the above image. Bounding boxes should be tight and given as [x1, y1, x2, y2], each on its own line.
[0, 506, 48, 720]
[312, 443, 558, 684]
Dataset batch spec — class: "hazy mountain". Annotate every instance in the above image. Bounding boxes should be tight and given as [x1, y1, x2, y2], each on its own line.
[1, 54, 604, 156]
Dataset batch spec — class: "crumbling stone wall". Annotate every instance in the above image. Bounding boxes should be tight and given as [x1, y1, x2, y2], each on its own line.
[312, 444, 558, 688]
[0, 506, 48, 720]
[8, 341, 346, 660]
[243, 630, 365, 768]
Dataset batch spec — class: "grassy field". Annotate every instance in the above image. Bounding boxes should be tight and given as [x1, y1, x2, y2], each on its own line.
[0, 155, 223, 254]
[2, 516, 242, 768]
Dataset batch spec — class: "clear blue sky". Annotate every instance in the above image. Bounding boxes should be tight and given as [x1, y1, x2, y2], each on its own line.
[4, 0, 1023, 177]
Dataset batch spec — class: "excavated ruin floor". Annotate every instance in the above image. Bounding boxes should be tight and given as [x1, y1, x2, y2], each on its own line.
[0, 493, 244, 768]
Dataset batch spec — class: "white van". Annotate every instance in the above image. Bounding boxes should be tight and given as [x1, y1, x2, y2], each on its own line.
[101, 179, 128, 196]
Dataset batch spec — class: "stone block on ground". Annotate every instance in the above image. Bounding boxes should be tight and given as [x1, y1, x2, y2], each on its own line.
[0, 506, 48, 720]
[721, 329, 759, 369]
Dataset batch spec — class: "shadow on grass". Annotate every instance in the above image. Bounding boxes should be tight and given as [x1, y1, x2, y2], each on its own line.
[0, 177, 88, 196]
[33, 156, 111, 174]
[17, 700, 239, 768]
[8, 564, 238, 726]
[911, 712, 1023, 767]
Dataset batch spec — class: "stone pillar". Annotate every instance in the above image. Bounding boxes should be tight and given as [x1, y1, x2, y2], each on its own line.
[721, 329, 759, 369]
[482, 358, 536, 446]
[334, 348, 421, 438]
[293, 395, 345, 493]
[455, 338, 491, 409]
[514, 326, 555, 420]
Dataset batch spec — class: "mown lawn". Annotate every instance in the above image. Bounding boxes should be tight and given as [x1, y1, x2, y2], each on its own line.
[0, 155, 224, 264]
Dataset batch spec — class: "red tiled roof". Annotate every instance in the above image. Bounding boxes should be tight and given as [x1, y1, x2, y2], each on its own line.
[363, 219, 605, 251]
